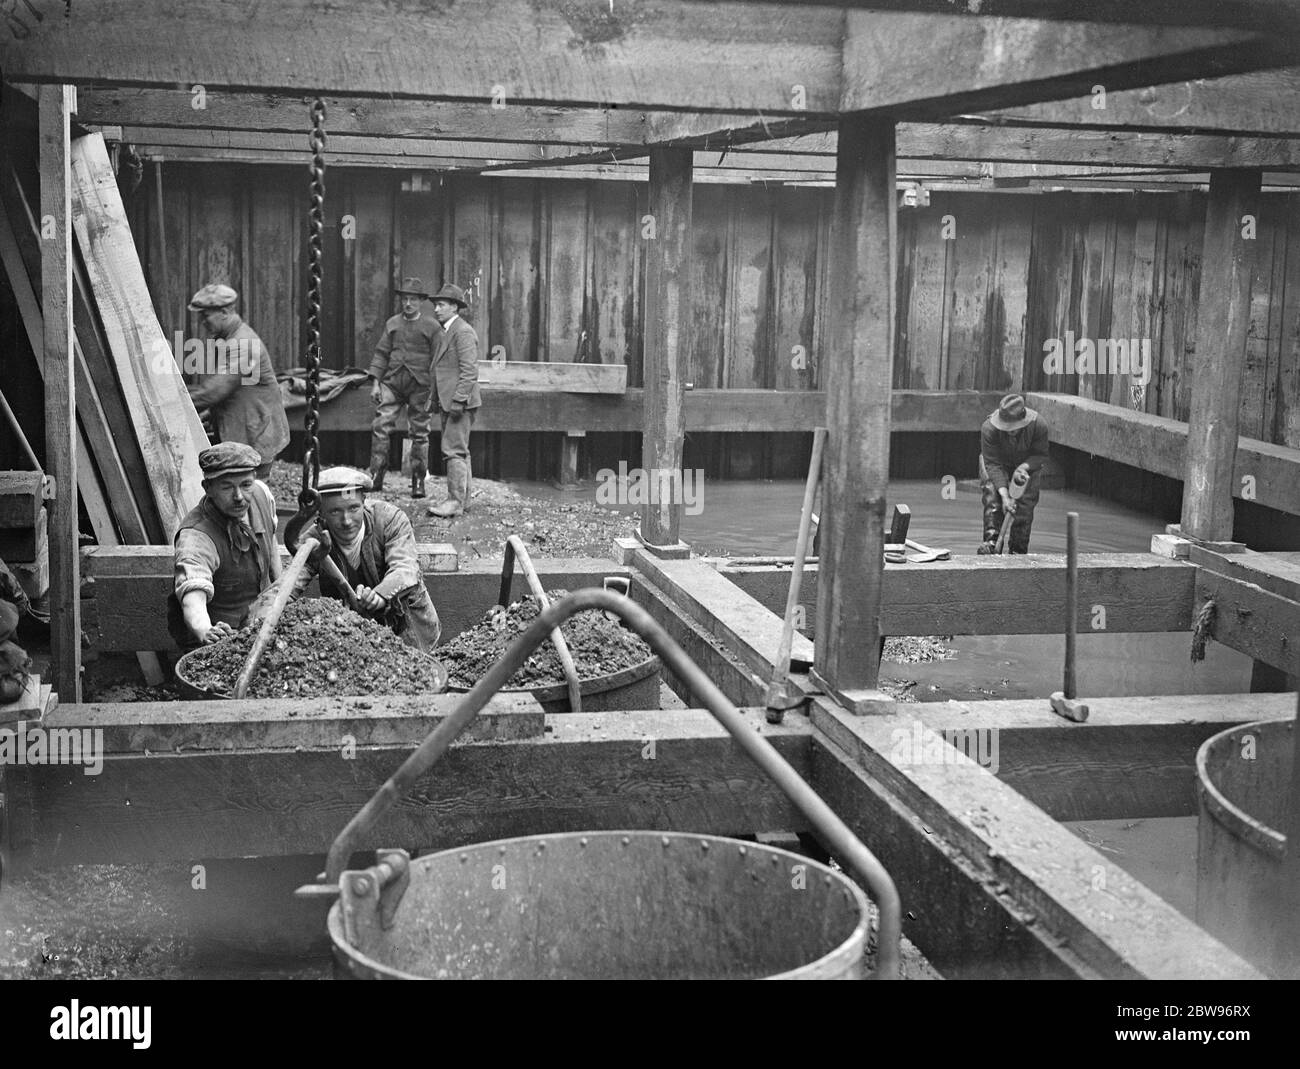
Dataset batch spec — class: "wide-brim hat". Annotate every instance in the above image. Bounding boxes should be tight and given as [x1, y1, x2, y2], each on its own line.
[317, 466, 373, 496]
[989, 394, 1035, 432]
[199, 442, 262, 480]
[188, 282, 238, 311]
[430, 283, 469, 309]
[395, 276, 429, 298]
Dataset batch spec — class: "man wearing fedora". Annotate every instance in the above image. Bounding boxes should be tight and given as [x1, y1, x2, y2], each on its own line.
[367, 278, 441, 496]
[978, 394, 1051, 554]
[185, 283, 290, 480]
[426, 284, 481, 518]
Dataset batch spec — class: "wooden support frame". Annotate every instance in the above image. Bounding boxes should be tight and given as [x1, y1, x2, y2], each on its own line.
[1181, 169, 1262, 541]
[39, 84, 79, 702]
[813, 115, 895, 704]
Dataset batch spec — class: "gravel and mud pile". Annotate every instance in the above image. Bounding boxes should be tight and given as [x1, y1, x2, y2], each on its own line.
[180, 599, 446, 698]
[438, 591, 653, 690]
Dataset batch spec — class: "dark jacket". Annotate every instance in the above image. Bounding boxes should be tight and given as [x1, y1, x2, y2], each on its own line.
[431, 315, 482, 412]
[980, 414, 1050, 493]
[369, 312, 440, 386]
[187, 316, 291, 465]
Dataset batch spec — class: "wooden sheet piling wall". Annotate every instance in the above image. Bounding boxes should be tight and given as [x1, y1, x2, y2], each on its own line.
[125, 167, 1300, 455]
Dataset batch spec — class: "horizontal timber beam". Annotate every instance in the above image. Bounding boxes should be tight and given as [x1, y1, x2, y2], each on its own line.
[1, 2, 1285, 117]
[1028, 392, 1300, 518]
[6, 707, 812, 866]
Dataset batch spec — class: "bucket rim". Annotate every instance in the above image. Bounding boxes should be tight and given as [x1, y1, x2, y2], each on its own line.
[1195, 717, 1291, 859]
[328, 830, 873, 980]
[445, 653, 661, 702]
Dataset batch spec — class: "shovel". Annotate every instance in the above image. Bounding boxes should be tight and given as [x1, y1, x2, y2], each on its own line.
[766, 427, 825, 724]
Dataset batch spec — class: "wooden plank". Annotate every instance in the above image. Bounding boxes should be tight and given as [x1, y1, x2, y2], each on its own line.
[1238, 195, 1282, 439]
[0, 471, 44, 529]
[724, 187, 771, 390]
[688, 185, 729, 390]
[1181, 170, 1262, 540]
[1027, 391, 1300, 518]
[0, 674, 44, 725]
[771, 188, 820, 393]
[8, 708, 811, 866]
[1277, 197, 1300, 449]
[477, 361, 626, 394]
[589, 182, 639, 371]
[722, 553, 1196, 636]
[247, 180, 299, 374]
[1194, 567, 1300, 676]
[810, 705, 1263, 979]
[0, 508, 45, 562]
[1189, 545, 1300, 601]
[541, 183, 590, 363]
[40, 86, 80, 704]
[641, 148, 692, 547]
[352, 176, 395, 370]
[69, 134, 206, 532]
[814, 115, 894, 699]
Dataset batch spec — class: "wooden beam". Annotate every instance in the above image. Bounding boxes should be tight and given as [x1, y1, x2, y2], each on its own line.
[640, 148, 693, 548]
[1181, 169, 1261, 540]
[814, 114, 895, 701]
[1194, 568, 1300, 677]
[7, 707, 812, 865]
[810, 703, 1263, 979]
[39, 85, 79, 702]
[1, 2, 1280, 116]
[722, 553, 1196, 635]
[1027, 393, 1300, 518]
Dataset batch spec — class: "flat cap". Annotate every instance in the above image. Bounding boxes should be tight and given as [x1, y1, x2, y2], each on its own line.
[188, 283, 239, 311]
[318, 466, 372, 496]
[199, 442, 262, 480]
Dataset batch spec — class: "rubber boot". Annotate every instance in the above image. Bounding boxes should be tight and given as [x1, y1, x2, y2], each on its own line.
[428, 457, 467, 518]
[367, 450, 389, 493]
[463, 454, 473, 513]
[409, 441, 428, 499]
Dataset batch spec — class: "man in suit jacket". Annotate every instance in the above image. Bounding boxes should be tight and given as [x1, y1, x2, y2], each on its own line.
[426, 284, 481, 517]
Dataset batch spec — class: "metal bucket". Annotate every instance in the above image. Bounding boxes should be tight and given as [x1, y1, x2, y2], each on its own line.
[447, 654, 661, 713]
[173, 642, 448, 700]
[328, 832, 870, 980]
[1196, 717, 1299, 979]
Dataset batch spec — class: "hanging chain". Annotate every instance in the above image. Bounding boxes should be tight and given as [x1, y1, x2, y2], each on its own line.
[300, 98, 327, 509]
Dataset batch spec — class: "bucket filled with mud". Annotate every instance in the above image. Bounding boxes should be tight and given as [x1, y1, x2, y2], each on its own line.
[438, 590, 660, 712]
[175, 599, 448, 699]
[329, 832, 870, 979]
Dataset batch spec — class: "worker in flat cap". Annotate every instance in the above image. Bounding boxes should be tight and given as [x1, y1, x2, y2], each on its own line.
[367, 278, 441, 497]
[0, 557, 33, 704]
[169, 442, 283, 646]
[186, 283, 290, 479]
[978, 394, 1051, 554]
[268, 466, 441, 650]
[426, 283, 481, 518]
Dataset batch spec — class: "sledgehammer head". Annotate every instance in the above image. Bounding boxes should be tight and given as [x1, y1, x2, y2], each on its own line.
[765, 678, 807, 723]
[1050, 691, 1089, 723]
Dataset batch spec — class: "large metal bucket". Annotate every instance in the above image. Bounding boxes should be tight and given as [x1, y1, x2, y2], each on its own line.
[1196, 716, 1299, 979]
[447, 654, 660, 713]
[329, 832, 869, 980]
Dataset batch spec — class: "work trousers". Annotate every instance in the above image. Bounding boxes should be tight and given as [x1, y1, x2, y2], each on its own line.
[437, 406, 476, 462]
[371, 366, 432, 453]
[981, 480, 1040, 554]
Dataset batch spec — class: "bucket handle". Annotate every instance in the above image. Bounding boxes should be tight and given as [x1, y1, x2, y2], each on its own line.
[312, 587, 902, 979]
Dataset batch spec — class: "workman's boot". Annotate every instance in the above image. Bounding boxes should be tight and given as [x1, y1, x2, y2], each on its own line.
[409, 442, 428, 499]
[367, 451, 389, 493]
[463, 455, 473, 513]
[428, 458, 468, 518]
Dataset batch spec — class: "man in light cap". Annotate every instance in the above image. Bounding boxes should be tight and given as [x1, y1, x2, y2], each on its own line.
[367, 278, 440, 497]
[274, 466, 441, 650]
[186, 283, 290, 479]
[169, 442, 282, 646]
[978, 394, 1051, 554]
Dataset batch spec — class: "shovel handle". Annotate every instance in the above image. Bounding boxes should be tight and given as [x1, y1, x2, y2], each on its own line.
[501, 534, 582, 713]
[233, 538, 317, 699]
[774, 428, 826, 680]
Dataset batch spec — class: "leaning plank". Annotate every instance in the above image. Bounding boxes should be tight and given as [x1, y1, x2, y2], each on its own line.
[69, 133, 205, 531]
[7, 708, 810, 866]
[477, 361, 627, 394]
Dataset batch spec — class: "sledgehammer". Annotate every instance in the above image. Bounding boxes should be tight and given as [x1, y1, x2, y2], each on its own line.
[1049, 511, 1089, 723]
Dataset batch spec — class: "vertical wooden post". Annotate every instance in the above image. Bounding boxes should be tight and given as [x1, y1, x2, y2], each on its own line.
[1180, 168, 1260, 542]
[40, 85, 81, 703]
[810, 116, 896, 709]
[559, 430, 584, 485]
[640, 148, 692, 552]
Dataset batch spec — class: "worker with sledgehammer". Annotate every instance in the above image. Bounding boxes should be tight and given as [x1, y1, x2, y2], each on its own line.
[977, 394, 1051, 555]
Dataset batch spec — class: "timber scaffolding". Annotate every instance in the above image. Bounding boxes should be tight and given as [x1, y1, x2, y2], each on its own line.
[3, 1, 1300, 979]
